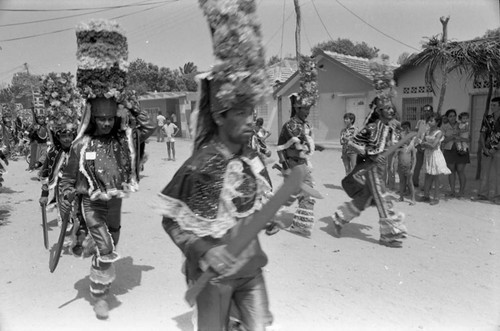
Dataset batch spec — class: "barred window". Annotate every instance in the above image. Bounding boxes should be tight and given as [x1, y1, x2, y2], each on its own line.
[403, 87, 410, 94]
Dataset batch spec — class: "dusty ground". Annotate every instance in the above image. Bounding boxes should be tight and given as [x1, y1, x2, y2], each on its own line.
[0, 138, 499, 331]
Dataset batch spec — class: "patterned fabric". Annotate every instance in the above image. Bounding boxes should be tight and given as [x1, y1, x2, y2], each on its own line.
[340, 126, 358, 154]
[80, 132, 137, 200]
[277, 117, 314, 164]
[351, 120, 395, 156]
[157, 141, 272, 238]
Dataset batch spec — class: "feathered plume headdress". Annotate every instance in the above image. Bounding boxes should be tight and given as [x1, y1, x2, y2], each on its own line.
[296, 55, 319, 109]
[39, 72, 82, 133]
[192, 0, 271, 151]
[75, 19, 141, 139]
[364, 55, 397, 124]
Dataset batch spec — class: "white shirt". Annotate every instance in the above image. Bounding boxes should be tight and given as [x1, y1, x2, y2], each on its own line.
[162, 123, 178, 138]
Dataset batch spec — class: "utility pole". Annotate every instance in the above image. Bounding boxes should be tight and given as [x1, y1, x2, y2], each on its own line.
[293, 0, 301, 60]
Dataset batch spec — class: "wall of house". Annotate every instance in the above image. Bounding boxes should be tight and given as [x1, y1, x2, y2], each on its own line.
[139, 99, 166, 125]
[394, 64, 493, 153]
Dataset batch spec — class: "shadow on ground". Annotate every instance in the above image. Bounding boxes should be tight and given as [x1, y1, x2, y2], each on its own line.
[58, 256, 154, 315]
[172, 311, 194, 331]
[323, 183, 344, 191]
[319, 216, 378, 245]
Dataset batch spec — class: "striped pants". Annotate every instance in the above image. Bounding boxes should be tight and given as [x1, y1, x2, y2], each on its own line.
[334, 159, 407, 240]
[290, 164, 315, 237]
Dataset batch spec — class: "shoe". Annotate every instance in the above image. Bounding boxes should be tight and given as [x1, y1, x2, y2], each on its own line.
[419, 196, 431, 203]
[332, 221, 342, 238]
[287, 225, 311, 238]
[265, 223, 280, 236]
[429, 199, 439, 205]
[471, 195, 489, 201]
[93, 298, 109, 320]
[379, 238, 403, 248]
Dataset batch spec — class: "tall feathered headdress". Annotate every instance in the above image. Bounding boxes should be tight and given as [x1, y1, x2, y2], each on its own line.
[364, 55, 397, 124]
[192, 0, 271, 151]
[39, 72, 82, 133]
[296, 55, 319, 109]
[75, 19, 141, 139]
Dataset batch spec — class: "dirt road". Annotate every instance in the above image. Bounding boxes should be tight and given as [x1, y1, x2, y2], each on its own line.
[0, 138, 498, 331]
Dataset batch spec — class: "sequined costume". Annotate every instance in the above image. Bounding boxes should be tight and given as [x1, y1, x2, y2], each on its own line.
[277, 116, 316, 237]
[333, 119, 408, 246]
[59, 108, 154, 302]
[159, 140, 274, 329]
[0, 123, 10, 187]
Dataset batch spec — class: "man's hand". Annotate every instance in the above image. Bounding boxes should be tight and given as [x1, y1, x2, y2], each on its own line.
[39, 196, 48, 206]
[203, 245, 237, 275]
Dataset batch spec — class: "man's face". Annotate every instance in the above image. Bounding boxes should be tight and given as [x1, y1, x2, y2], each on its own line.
[219, 106, 254, 146]
[296, 106, 310, 122]
[491, 101, 500, 117]
[58, 132, 74, 148]
[94, 115, 115, 135]
[37, 116, 45, 124]
[379, 106, 395, 122]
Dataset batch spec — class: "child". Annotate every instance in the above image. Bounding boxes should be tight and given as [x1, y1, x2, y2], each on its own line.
[392, 121, 416, 205]
[251, 117, 272, 158]
[420, 113, 451, 205]
[456, 112, 470, 155]
[340, 112, 358, 174]
[162, 118, 179, 161]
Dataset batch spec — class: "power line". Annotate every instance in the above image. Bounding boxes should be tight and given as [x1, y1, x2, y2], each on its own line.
[0, 0, 158, 28]
[311, 0, 335, 43]
[334, 0, 420, 52]
[0, 0, 169, 12]
[0, 2, 173, 43]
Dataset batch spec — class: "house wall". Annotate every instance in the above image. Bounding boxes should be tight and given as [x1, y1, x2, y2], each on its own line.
[269, 58, 374, 144]
[394, 64, 493, 153]
[140, 99, 166, 125]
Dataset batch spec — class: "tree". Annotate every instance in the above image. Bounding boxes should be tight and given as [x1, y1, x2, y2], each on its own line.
[397, 52, 411, 65]
[311, 38, 379, 59]
[179, 62, 197, 75]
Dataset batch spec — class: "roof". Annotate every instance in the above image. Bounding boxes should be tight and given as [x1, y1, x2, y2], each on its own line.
[322, 51, 374, 80]
[266, 59, 298, 84]
[274, 50, 398, 97]
[138, 91, 197, 101]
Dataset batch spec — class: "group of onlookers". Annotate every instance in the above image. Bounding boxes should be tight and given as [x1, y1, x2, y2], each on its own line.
[340, 98, 500, 205]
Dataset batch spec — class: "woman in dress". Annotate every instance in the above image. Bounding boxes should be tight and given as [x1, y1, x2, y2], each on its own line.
[421, 113, 451, 204]
[441, 109, 470, 197]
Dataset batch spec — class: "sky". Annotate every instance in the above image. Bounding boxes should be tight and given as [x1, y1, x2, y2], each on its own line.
[0, 0, 498, 86]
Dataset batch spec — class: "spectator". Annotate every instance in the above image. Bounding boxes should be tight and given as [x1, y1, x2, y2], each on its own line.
[340, 112, 358, 174]
[473, 97, 500, 203]
[162, 117, 179, 161]
[156, 112, 166, 142]
[441, 109, 470, 198]
[392, 121, 416, 205]
[413, 104, 434, 188]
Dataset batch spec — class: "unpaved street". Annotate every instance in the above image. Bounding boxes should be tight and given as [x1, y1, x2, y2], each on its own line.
[0, 138, 499, 331]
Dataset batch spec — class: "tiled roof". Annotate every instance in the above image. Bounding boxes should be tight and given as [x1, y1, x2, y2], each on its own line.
[323, 51, 399, 80]
[139, 91, 188, 100]
[267, 59, 298, 84]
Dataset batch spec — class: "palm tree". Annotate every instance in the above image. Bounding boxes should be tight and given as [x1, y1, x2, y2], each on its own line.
[179, 62, 197, 76]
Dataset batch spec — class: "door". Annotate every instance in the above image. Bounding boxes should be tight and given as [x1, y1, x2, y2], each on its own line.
[345, 97, 366, 127]
[402, 97, 433, 129]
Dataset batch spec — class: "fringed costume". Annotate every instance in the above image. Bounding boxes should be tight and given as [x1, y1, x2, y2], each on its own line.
[333, 56, 408, 248]
[158, 0, 276, 329]
[277, 106, 316, 237]
[58, 19, 154, 319]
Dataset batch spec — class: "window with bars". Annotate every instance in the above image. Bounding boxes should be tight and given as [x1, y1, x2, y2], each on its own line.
[402, 97, 433, 129]
[402, 85, 432, 94]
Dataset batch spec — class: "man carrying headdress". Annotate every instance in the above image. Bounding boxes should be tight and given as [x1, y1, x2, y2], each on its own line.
[59, 19, 154, 319]
[331, 56, 408, 248]
[156, 1, 286, 329]
[38, 72, 83, 250]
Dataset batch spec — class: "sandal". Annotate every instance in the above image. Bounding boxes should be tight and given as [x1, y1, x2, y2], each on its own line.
[379, 239, 403, 248]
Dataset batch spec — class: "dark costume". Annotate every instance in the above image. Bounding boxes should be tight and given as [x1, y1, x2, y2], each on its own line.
[27, 118, 49, 170]
[277, 115, 316, 237]
[159, 140, 273, 330]
[333, 118, 408, 246]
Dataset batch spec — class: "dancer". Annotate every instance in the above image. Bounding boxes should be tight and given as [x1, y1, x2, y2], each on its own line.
[157, 1, 283, 329]
[38, 72, 82, 250]
[392, 121, 416, 205]
[0, 108, 11, 187]
[59, 19, 154, 319]
[27, 111, 49, 171]
[332, 56, 407, 248]
[277, 59, 320, 237]
[420, 113, 451, 204]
